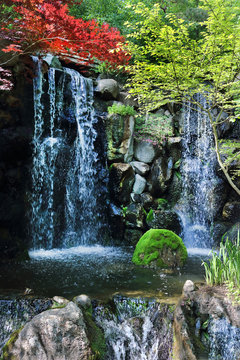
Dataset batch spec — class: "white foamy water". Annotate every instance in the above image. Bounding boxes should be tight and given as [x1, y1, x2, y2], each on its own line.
[187, 248, 213, 256]
[29, 245, 125, 260]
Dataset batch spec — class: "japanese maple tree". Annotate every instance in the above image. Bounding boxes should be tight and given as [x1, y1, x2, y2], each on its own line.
[0, 0, 130, 89]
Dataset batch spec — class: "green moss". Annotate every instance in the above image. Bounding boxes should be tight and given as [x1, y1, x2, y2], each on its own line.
[132, 229, 187, 268]
[83, 310, 106, 360]
[1, 327, 23, 360]
[51, 301, 67, 309]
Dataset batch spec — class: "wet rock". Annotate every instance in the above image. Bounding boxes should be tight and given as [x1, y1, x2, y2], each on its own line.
[167, 173, 182, 206]
[0, 298, 52, 353]
[133, 174, 146, 194]
[124, 228, 144, 245]
[216, 111, 231, 138]
[130, 161, 150, 176]
[95, 79, 119, 100]
[212, 221, 233, 245]
[174, 284, 240, 360]
[167, 137, 182, 164]
[73, 295, 91, 310]
[106, 113, 134, 162]
[222, 222, 240, 242]
[118, 91, 138, 108]
[134, 140, 160, 164]
[147, 209, 182, 235]
[125, 203, 145, 229]
[148, 157, 173, 197]
[42, 54, 63, 69]
[131, 192, 154, 211]
[5, 302, 92, 360]
[222, 202, 240, 222]
[109, 163, 135, 205]
[108, 203, 125, 240]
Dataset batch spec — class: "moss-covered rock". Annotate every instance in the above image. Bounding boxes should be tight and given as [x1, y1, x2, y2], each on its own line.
[83, 308, 107, 360]
[132, 229, 187, 268]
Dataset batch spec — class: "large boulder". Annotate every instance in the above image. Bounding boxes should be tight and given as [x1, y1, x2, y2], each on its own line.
[106, 113, 134, 162]
[134, 140, 160, 164]
[148, 157, 173, 196]
[108, 203, 125, 241]
[124, 203, 145, 229]
[132, 229, 187, 268]
[130, 161, 150, 176]
[109, 163, 135, 205]
[95, 79, 119, 100]
[147, 209, 182, 235]
[4, 302, 93, 360]
[222, 202, 240, 222]
[174, 283, 240, 360]
[167, 137, 182, 164]
[222, 222, 240, 242]
[131, 192, 154, 211]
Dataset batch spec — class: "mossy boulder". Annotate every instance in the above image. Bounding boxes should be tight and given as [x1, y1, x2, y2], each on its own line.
[132, 229, 187, 268]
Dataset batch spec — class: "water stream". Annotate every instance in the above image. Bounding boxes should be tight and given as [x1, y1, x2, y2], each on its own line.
[1, 63, 237, 360]
[94, 296, 173, 360]
[31, 58, 108, 249]
[177, 95, 219, 248]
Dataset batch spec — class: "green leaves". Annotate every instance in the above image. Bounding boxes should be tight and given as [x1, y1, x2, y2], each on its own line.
[108, 104, 136, 116]
[202, 235, 240, 303]
[126, 0, 240, 112]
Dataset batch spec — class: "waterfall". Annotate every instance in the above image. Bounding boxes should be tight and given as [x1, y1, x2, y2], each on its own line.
[208, 318, 240, 360]
[94, 296, 173, 360]
[177, 94, 219, 248]
[31, 58, 108, 249]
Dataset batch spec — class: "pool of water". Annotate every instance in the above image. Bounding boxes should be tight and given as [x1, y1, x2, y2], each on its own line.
[0, 246, 210, 300]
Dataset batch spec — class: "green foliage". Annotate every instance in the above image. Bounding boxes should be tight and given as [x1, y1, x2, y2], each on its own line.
[121, 205, 128, 218]
[146, 208, 154, 222]
[157, 198, 168, 209]
[134, 113, 173, 145]
[202, 235, 240, 303]
[175, 171, 182, 180]
[173, 160, 181, 169]
[108, 104, 136, 116]
[126, 0, 240, 194]
[69, 0, 203, 36]
[219, 140, 240, 178]
[126, 0, 240, 112]
[132, 229, 187, 267]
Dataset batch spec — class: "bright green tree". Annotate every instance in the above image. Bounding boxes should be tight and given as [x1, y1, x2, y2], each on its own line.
[125, 0, 240, 195]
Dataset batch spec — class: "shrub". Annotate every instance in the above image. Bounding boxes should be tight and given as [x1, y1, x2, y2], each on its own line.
[134, 113, 173, 145]
[108, 103, 136, 116]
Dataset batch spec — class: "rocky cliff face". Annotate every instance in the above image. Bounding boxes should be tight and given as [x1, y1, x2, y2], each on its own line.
[0, 56, 239, 259]
[0, 57, 35, 259]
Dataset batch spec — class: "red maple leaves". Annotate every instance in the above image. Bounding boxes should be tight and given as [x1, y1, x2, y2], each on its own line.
[1, 0, 130, 67]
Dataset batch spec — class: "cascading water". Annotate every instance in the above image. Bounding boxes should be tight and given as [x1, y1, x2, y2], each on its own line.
[177, 94, 219, 248]
[31, 58, 108, 249]
[94, 296, 173, 360]
[207, 318, 240, 360]
[0, 298, 52, 355]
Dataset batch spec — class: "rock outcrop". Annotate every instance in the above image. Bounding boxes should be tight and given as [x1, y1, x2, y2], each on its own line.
[4, 302, 93, 360]
[173, 282, 240, 360]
